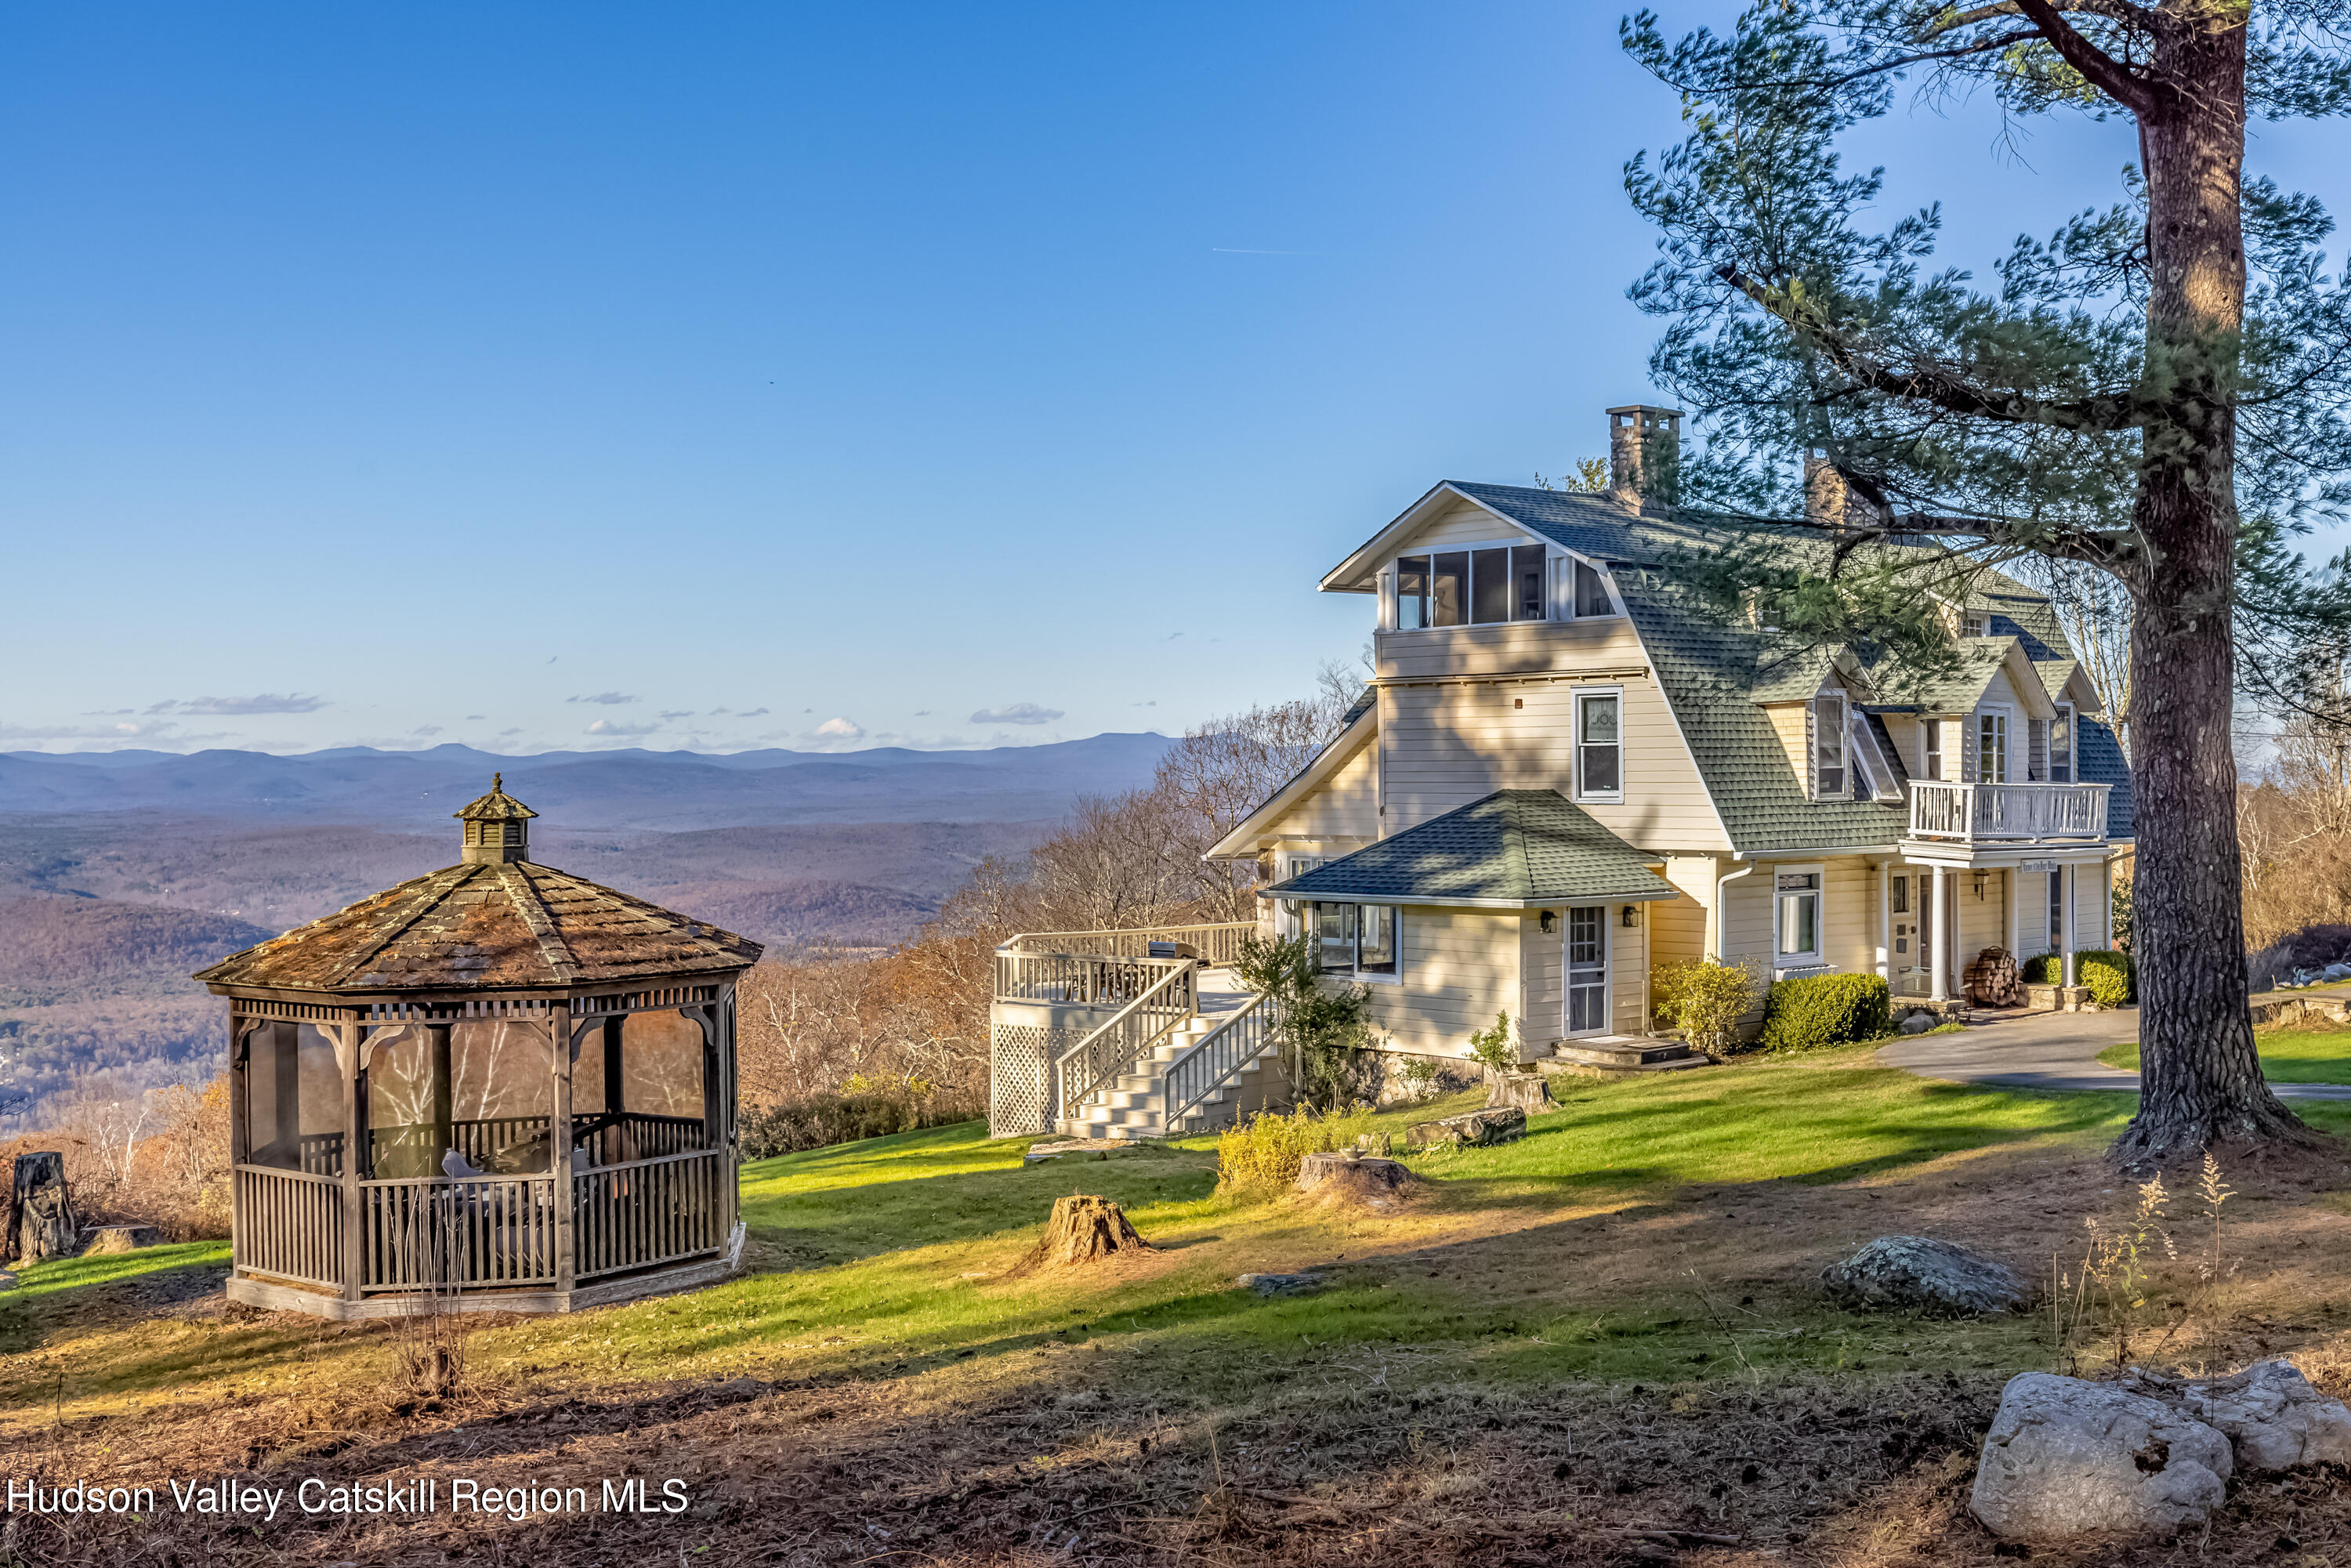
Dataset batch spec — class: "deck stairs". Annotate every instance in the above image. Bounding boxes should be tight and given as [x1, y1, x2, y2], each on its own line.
[1061, 970, 1281, 1139]
[1537, 1034, 1711, 1078]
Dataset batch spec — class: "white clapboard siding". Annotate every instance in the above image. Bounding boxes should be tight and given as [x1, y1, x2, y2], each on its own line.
[1363, 908, 1522, 1056]
[1375, 617, 1635, 683]
[1268, 733, 1378, 841]
[1519, 914, 1559, 1051]
[1387, 498, 1530, 554]
[1381, 665, 1726, 851]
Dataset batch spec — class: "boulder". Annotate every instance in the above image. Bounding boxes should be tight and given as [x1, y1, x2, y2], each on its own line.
[1896, 1011, 1938, 1035]
[1971, 1372, 2233, 1541]
[1822, 1236, 2027, 1317]
[1405, 1106, 1525, 1150]
[1237, 1272, 1325, 1297]
[2126, 1360, 2351, 1474]
[82, 1225, 162, 1255]
[2325, 962, 2351, 983]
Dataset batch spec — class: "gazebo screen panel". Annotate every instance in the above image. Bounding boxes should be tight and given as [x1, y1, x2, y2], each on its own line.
[243, 1022, 346, 1174]
[448, 1018, 554, 1173]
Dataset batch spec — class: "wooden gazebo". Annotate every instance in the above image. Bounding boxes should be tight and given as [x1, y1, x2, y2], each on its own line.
[195, 777, 763, 1319]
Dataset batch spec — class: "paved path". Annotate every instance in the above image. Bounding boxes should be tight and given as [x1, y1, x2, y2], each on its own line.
[1876, 1004, 2351, 1100]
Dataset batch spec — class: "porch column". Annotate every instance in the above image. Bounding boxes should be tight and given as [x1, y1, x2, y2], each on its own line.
[2007, 867, 2022, 961]
[553, 1011, 576, 1298]
[1875, 861, 1891, 982]
[2061, 865, 2078, 987]
[229, 1019, 253, 1168]
[2100, 860, 2114, 949]
[1929, 865, 1950, 1001]
[427, 1023, 453, 1164]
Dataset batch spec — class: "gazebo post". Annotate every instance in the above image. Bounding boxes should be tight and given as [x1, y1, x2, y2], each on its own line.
[339, 1024, 365, 1303]
[428, 1023, 454, 1165]
[602, 1018, 624, 1158]
[552, 1010, 577, 1298]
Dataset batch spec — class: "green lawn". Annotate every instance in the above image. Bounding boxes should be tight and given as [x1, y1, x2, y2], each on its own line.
[2099, 1023, 2351, 1085]
[16, 1056, 2350, 1425]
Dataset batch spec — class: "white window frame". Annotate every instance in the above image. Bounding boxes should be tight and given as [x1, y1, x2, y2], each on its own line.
[1922, 717, 1943, 781]
[1977, 706, 2011, 784]
[1773, 864, 1827, 970]
[1849, 711, 1901, 802]
[1572, 684, 1625, 803]
[1310, 900, 1404, 984]
[1567, 553, 1620, 619]
[1274, 854, 1324, 937]
[1562, 904, 1612, 1037]
[2050, 702, 2075, 784]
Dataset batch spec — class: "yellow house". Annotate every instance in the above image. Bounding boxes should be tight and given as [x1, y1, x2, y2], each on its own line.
[1204, 404, 2133, 1073]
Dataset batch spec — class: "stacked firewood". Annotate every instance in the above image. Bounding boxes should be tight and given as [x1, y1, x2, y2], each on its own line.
[1964, 947, 2020, 1007]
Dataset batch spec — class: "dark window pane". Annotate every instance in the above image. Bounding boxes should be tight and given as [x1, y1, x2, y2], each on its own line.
[1430, 552, 1467, 627]
[1512, 545, 1548, 621]
[1574, 559, 1611, 617]
[1395, 557, 1428, 630]
[1471, 547, 1511, 624]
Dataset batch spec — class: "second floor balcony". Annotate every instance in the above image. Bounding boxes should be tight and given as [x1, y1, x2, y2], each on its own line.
[1907, 780, 2111, 846]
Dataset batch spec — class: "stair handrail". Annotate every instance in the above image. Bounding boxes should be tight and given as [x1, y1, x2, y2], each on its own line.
[1161, 989, 1275, 1131]
[1050, 960, 1198, 1124]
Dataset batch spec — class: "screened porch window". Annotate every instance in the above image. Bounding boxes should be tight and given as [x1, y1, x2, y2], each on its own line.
[1313, 902, 1400, 979]
[1393, 545, 1549, 628]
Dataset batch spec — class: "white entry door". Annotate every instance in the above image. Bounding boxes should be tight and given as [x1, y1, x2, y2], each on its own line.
[1564, 907, 1610, 1037]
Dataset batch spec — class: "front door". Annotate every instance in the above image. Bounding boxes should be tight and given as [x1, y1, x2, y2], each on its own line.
[1564, 906, 1610, 1037]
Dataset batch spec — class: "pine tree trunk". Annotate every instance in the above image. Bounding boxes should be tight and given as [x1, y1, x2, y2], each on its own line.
[2111, 15, 2305, 1160]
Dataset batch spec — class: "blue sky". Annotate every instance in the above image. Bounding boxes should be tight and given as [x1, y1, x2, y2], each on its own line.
[7, 2, 2349, 755]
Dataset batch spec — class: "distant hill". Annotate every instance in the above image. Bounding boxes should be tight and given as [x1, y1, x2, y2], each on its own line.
[0, 735, 1176, 829]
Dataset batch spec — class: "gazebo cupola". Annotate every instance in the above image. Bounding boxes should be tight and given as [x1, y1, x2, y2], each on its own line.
[457, 773, 534, 864]
[194, 777, 763, 1320]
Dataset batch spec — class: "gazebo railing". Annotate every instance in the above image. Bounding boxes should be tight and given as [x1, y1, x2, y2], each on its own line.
[574, 1150, 727, 1280]
[287, 1113, 712, 1181]
[360, 1172, 560, 1291]
[234, 1166, 345, 1289]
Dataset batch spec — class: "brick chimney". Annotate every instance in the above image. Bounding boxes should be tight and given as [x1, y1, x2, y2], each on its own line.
[1802, 449, 1887, 531]
[1607, 405, 1682, 509]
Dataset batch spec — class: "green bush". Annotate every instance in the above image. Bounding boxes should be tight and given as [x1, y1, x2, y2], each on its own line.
[739, 1093, 979, 1159]
[2019, 951, 2059, 984]
[2078, 949, 2134, 1006]
[1757, 972, 1892, 1052]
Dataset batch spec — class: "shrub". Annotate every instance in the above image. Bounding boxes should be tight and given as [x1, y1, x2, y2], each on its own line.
[1215, 1103, 1374, 1194]
[739, 1092, 980, 1159]
[1392, 1056, 1445, 1103]
[1650, 958, 1763, 1056]
[1236, 931, 1375, 1110]
[2078, 949, 2134, 1007]
[2019, 951, 2059, 984]
[1757, 972, 1891, 1052]
[1463, 1011, 1516, 1079]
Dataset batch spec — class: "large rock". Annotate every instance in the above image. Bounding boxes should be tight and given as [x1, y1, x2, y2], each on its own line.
[2128, 1360, 2351, 1474]
[1406, 1106, 1525, 1150]
[1972, 1372, 2233, 1541]
[1821, 1236, 2027, 1317]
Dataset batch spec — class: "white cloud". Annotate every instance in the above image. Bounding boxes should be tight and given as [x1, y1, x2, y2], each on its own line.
[585, 719, 660, 737]
[150, 693, 328, 716]
[412, 726, 444, 737]
[738, 708, 769, 718]
[498, 728, 523, 737]
[658, 710, 695, 720]
[815, 717, 863, 739]
[567, 692, 637, 705]
[970, 702, 1063, 726]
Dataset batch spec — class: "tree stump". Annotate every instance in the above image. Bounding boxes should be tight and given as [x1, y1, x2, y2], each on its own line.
[1488, 1072, 1554, 1112]
[9, 1153, 79, 1264]
[1020, 1194, 1150, 1270]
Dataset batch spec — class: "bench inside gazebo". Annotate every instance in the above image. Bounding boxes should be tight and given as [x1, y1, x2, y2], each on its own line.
[197, 777, 763, 1318]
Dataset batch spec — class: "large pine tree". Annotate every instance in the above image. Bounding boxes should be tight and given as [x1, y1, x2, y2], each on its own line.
[1619, 1, 2351, 1158]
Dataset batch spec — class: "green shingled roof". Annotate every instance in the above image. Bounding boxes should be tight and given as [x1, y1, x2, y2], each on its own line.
[1262, 790, 1675, 907]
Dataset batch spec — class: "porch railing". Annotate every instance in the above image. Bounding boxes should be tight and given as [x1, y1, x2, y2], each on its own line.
[1162, 990, 1274, 1131]
[1003, 922, 1255, 965]
[994, 948, 1197, 1009]
[1908, 781, 2111, 844]
[291, 1114, 712, 1181]
[234, 1165, 344, 1288]
[1049, 962, 1197, 1126]
[574, 1150, 728, 1280]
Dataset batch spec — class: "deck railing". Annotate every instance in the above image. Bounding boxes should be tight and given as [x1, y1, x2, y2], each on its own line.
[1003, 922, 1255, 965]
[994, 948, 1197, 1009]
[360, 1172, 560, 1291]
[234, 1165, 345, 1288]
[1908, 781, 2111, 844]
[574, 1150, 727, 1280]
[1161, 990, 1274, 1131]
[1049, 962, 1197, 1127]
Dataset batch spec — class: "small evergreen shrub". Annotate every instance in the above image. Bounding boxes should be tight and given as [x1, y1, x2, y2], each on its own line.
[2020, 951, 2059, 984]
[1650, 958, 1763, 1056]
[1757, 972, 1891, 1052]
[1215, 1103, 1375, 1193]
[2077, 949, 2134, 1007]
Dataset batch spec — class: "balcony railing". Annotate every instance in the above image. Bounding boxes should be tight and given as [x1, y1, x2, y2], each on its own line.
[1907, 780, 2111, 844]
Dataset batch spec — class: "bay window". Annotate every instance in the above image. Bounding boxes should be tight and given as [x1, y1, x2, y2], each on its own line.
[1313, 902, 1400, 980]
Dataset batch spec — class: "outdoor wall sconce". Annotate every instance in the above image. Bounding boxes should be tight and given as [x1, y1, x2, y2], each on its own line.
[1539, 910, 1556, 933]
[1621, 904, 1641, 928]
[1972, 870, 1989, 900]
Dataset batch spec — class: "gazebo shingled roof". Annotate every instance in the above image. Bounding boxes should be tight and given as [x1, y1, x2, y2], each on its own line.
[195, 773, 760, 994]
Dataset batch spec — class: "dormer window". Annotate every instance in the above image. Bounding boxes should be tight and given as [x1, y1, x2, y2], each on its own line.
[2050, 703, 2074, 783]
[1811, 695, 1847, 798]
[1962, 612, 1988, 638]
[1574, 559, 1614, 617]
[1393, 545, 1549, 628]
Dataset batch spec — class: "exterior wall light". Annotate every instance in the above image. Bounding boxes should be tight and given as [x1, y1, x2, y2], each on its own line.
[1539, 910, 1556, 933]
[1973, 870, 1989, 900]
[1621, 904, 1641, 928]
